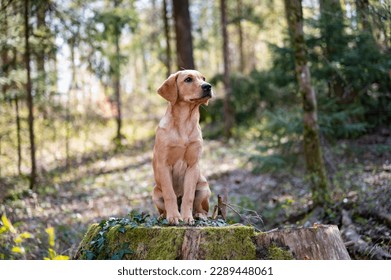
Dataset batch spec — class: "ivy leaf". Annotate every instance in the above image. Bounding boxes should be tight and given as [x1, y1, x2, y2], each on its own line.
[96, 236, 105, 249]
[85, 250, 95, 260]
[99, 220, 107, 227]
[111, 248, 133, 260]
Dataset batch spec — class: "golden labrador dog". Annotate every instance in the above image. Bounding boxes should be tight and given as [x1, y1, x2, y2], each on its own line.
[152, 70, 213, 225]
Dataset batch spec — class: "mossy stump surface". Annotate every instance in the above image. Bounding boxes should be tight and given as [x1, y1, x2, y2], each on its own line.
[74, 221, 350, 260]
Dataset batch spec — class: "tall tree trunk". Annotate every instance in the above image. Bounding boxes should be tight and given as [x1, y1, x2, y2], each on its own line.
[355, 0, 372, 33]
[66, 38, 77, 170]
[1, 0, 9, 98]
[25, 0, 37, 190]
[172, 0, 195, 69]
[355, 0, 378, 48]
[113, 37, 123, 146]
[14, 95, 22, 175]
[113, 1, 123, 147]
[319, 0, 345, 57]
[12, 48, 22, 176]
[0, 136, 2, 177]
[284, 0, 330, 207]
[319, 0, 346, 100]
[236, 0, 245, 73]
[36, 0, 46, 112]
[220, 0, 234, 139]
[163, 0, 172, 77]
[3, 1, 22, 176]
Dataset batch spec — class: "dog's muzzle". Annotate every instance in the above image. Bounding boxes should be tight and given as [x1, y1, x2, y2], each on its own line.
[201, 83, 212, 98]
[190, 83, 213, 101]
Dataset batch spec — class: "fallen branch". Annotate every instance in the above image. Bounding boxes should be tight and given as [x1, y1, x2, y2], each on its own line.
[341, 210, 391, 260]
[356, 209, 391, 229]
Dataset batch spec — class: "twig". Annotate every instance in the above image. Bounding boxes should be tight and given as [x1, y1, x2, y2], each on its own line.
[221, 202, 263, 231]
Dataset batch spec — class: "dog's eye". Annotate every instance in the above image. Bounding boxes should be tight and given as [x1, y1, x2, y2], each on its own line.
[184, 77, 193, 83]
[202, 77, 206, 81]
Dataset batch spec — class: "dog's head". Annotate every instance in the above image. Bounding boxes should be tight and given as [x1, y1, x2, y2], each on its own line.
[157, 70, 213, 105]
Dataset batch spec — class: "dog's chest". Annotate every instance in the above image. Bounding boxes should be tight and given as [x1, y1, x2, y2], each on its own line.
[165, 130, 202, 166]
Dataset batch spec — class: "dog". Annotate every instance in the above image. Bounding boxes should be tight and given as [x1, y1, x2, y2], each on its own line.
[152, 70, 213, 225]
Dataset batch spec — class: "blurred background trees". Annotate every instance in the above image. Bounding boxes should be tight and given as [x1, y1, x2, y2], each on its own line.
[0, 0, 390, 199]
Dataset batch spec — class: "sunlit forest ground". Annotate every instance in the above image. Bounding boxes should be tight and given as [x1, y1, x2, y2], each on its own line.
[1, 113, 390, 259]
[1, 0, 391, 261]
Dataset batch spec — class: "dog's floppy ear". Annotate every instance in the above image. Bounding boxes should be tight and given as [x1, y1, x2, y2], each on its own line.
[157, 72, 179, 104]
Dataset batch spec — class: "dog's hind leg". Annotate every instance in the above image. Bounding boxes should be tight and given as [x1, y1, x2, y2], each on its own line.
[152, 185, 166, 217]
[193, 175, 211, 220]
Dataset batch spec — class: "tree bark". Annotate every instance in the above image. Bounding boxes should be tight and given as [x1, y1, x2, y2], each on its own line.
[113, 0, 123, 147]
[220, 0, 234, 139]
[66, 37, 77, 170]
[236, 0, 245, 73]
[113, 31, 123, 146]
[355, 0, 372, 33]
[75, 224, 349, 260]
[256, 225, 350, 260]
[319, 0, 345, 58]
[14, 94, 22, 175]
[284, 0, 330, 206]
[36, 0, 46, 100]
[25, 0, 37, 190]
[0, 137, 2, 177]
[172, 0, 195, 70]
[319, 0, 346, 100]
[1, 0, 9, 99]
[162, 0, 172, 77]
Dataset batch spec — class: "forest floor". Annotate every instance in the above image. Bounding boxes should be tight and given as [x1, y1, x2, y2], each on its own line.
[1, 128, 390, 260]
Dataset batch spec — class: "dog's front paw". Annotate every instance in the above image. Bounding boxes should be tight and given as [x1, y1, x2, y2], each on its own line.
[166, 211, 182, 225]
[194, 212, 208, 221]
[182, 215, 195, 225]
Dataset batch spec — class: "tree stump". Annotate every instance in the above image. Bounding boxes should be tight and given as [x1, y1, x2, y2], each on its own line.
[256, 225, 350, 260]
[74, 223, 350, 260]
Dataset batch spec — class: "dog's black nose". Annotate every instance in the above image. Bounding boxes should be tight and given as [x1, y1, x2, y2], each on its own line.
[202, 83, 212, 91]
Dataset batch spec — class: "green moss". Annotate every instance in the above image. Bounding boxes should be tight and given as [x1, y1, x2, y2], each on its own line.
[74, 224, 101, 259]
[200, 226, 256, 260]
[105, 226, 186, 260]
[267, 244, 294, 260]
[75, 223, 257, 260]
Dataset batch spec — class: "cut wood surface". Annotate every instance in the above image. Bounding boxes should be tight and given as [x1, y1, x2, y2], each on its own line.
[75, 223, 350, 260]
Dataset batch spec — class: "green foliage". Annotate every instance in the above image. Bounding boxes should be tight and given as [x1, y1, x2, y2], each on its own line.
[44, 227, 69, 260]
[249, 107, 302, 174]
[0, 213, 31, 259]
[318, 98, 369, 139]
[0, 213, 68, 260]
[87, 0, 138, 80]
[306, 8, 391, 130]
[247, 2, 391, 174]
